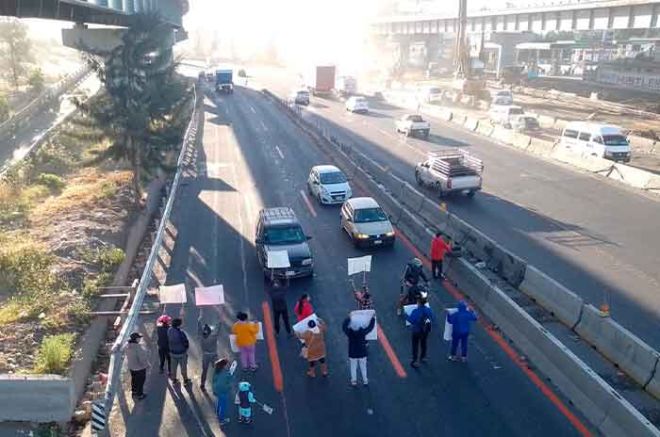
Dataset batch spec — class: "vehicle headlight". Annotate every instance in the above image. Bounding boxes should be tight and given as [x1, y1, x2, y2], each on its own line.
[301, 258, 313, 266]
[385, 231, 395, 237]
[320, 186, 329, 194]
[346, 187, 352, 197]
[356, 233, 370, 239]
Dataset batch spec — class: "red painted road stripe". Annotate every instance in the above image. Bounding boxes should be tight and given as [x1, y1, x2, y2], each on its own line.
[377, 324, 407, 378]
[395, 227, 592, 437]
[262, 301, 284, 393]
[299, 189, 318, 218]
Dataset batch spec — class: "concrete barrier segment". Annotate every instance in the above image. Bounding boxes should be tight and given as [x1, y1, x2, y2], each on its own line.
[464, 117, 479, 131]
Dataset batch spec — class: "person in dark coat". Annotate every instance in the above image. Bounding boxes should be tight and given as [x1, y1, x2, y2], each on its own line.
[168, 318, 191, 384]
[407, 297, 435, 368]
[156, 315, 171, 375]
[342, 314, 376, 387]
[447, 301, 477, 362]
[269, 279, 291, 335]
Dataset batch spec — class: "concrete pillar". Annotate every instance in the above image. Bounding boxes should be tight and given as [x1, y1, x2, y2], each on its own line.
[109, 0, 122, 9]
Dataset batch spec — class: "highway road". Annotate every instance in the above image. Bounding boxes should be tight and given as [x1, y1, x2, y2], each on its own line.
[108, 83, 590, 436]
[245, 66, 660, 351]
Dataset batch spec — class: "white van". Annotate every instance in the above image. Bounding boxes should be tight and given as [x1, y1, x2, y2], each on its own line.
[559, 122, 631, 162]
[490, 89, 514, 105]
[488, 105, 524, 128]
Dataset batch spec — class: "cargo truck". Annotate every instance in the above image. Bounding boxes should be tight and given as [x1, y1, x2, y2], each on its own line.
[215, 69, 233, 94]
[335, 75, 357, 96]
[305, 65, 336, 96]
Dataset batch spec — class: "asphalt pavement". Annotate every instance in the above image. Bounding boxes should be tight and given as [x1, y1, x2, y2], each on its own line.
[245, 66, 660, 351]
[108, 83, 589, 436]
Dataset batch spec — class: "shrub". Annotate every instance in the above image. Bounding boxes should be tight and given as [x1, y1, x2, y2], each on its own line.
[0, 94, 9, 123]
[82, 272, 113, 299]
[34, 333, 76, 374]
[0, 236, 57, 295]
[67, 299, 91, 325]
[28, 69, 45, 94]
[36, 173, 66, 192]
[98, 247, 125, 273]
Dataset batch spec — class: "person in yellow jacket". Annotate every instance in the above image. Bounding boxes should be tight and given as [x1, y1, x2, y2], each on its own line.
[232, 312, 260, 371]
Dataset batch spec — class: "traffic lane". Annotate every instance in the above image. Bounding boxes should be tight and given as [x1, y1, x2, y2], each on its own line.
[234, 86, 585, 436]
[299, 97, 660, 349]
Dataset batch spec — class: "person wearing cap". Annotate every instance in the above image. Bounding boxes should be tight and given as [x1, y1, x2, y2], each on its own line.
[296, 318, 328, 377]
[125, 332, 150, 400]
[198, 316, 220, 390]
[156, 315, 171, 375]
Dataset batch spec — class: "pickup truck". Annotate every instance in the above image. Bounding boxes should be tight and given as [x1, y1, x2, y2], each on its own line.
[414, 149, 483, 197]
[396, 114, 431, 138]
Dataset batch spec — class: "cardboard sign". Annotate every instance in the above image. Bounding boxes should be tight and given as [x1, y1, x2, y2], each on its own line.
[229, 334, 238, 353]
[194, 284, 225, 306]
[159, 283, 187, 304]
[347, 255, 372, 276]
[403, 303, 430, 327]
[292, 313, 318, 334]
[443, 308, 459, 341]
[256, 322, 264, 340]
[267, 250, 290, 269]
[349, 310, 377, 341]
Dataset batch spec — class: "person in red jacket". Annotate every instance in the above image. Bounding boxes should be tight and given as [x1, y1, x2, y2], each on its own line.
[294, 294, 314, 321]
[430, 232, 451, 279]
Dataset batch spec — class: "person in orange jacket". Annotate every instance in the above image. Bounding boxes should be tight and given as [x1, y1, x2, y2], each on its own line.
[232, 312, 260, 372]
[430, 232, 451, 279]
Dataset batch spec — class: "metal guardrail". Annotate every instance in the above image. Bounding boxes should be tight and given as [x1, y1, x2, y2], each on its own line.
[98, 85, 200, 433]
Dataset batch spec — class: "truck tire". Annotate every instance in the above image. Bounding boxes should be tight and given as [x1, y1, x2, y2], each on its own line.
[466, 190, 476, 198]
[415, 172, 423, 186]
[423, 131, 429, 139]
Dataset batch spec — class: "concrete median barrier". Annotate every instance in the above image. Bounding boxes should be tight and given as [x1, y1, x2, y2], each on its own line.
[511, 133, 531, 150]
[554, 118, 568, 131]
[607, 163, 654, 190]
[519, 265, 584, 328]
[0, 375, 75, 422]
[491, 125, 513, 144]
[451, 113, 466, 126]
[526, 137, 555, 157]
[551, 147, 614, 174]
[476, 121, 494, 137]
[538, 115, 556, 129]
[464, 117, 479, 131]
[447, 260, 660, 437]
[647, 367, 660, 399]
[575, 304, 660, 390]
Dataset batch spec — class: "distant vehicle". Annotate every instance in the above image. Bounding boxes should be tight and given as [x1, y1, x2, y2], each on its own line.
[490, 89, 514, 105]
[559, 122, 631, 162]
[307, 165, 352, 205]
[512, 115, 540, 132]
[341, 197, 395, 248]
[237, 69, 247, 78]
[255, 207, 313, 279]
[396, 114, 430, 138]
[336, 76, 358, 96]
[418, 86, 443, 103]
[345, 96, 369, 113]
[415, 149, 483, 197]
[305, 65, 336, 96]
[205, 71, 215, 82]
[198, 71, 206, 81]
[290, 89, 310, 105]
[215, 69, 233, 94]
[489, 105, 524, 128]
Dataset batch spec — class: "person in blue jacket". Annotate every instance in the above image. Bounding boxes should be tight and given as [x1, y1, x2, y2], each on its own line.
[447, 301, 477, 362]
[407, 297, 435, 368]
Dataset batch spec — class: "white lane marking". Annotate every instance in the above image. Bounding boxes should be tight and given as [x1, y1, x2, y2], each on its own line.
[275, 145, 285, 160]
[378, 128, 397, 139]
[249, 105, 257, 114]
[299, 189, 318, 218]
[260, 120, 268, 131]
[229, 139, 250, 303]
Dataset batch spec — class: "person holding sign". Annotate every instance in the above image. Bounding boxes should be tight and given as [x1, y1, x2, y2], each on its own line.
[342, 314, 376, 387]
[212, 358, 235, 426]
[168, 318, 192, 385]
[198, 316, 220, 390]
[406, 297, 435, 368]
[293, 294, 314, 322]
[231, 312, 260, 372]
[269, 280, 291, 336]
[297, 319, 328, 377]
[447, 301, 477, 362]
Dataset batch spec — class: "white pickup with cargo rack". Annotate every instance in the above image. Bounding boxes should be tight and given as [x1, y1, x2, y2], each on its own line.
[414, 149, 483, 197]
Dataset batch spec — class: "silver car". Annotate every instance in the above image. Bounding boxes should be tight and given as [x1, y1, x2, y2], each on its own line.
[340, 197, 395, 248]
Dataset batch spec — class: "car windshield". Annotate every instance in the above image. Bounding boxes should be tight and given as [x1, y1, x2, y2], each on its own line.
[264, 226, 306, 244]
[319, 171, 347, 184]
[602, 134, 629, 146]
[354, 98, 366, 103]
[427, 87, 441, 94]
[297, 91, 309, 97]
[408, 115, 424, 122]
[354, 207, 387, 223]
[509, 108, 524, 115]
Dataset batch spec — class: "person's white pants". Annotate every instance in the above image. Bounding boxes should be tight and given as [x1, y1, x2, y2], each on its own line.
[349, 357, 368, 384]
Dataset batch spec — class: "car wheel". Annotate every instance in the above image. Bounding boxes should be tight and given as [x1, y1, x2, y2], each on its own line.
[415, 172, 424, 186]
[466, 190, 476, 198]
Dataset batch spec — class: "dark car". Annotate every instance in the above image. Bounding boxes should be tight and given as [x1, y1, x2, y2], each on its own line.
[255, 207, 313, 279]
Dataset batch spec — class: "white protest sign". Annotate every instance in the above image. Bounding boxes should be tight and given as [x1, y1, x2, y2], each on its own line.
[229, 360, 238, 375]
[229, 334, 238, 353]
[194, 284, 225, 306]
[256, 322, 264, 340]
[403, 303, 430, 326]
[443, 308, 459, 341]
[293, 313, 318, 334]
[159, 283, 187, 304]
[350, 310, 377, 341]
[347, 255, 372, 276]
[267, 250, 290, 269]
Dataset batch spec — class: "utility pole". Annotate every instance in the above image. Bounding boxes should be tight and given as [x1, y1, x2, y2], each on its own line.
[454, 0, 469, 80]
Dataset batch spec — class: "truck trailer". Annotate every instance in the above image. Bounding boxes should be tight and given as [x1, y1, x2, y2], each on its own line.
[305, 65, 336, 96]
[215, 69, 234, 94]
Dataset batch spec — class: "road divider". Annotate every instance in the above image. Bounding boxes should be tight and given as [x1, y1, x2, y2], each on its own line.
[464, 117, 479, 131]
[512, 133, 532, 151]
[476, 120, 494, 137]
[526, 137, 555, 157]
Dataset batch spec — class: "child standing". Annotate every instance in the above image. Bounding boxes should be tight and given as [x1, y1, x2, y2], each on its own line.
[236, 381, 256, 424]
[231, 312, 259, 371]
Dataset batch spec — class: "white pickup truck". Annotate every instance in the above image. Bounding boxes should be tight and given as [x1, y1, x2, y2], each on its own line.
[396, 114, 431, 138]
[414, 149, 483, 197]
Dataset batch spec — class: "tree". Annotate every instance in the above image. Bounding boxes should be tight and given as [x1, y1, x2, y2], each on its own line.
[27, 68, 45, 94]
[0, 19, 33, 90]
[77, 13, 188, 205]
[0, 94, 9, 123]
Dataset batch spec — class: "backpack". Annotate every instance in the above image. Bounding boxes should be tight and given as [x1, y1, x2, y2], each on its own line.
[419, 309, 432, 334]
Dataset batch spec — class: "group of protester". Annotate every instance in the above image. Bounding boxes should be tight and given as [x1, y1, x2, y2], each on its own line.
[123, 231, 477, 426]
